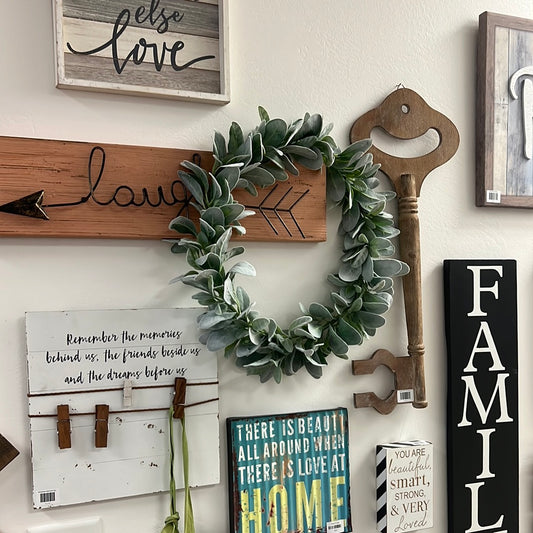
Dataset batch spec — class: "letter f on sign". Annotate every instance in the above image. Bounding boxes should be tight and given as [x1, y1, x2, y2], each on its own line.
[467, 266, 503, 317]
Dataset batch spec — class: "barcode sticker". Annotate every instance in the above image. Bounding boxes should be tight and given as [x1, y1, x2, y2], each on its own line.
[327, 519, 345, 532]
[486, 190, 501, 204]
[397, 389, 414, 403]
[38, 490, 57, 505]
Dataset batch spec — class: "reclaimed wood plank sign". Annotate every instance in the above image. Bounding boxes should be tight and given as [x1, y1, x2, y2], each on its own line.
[444, 260, 518, 532]
[477, 12, 533, 207]
[0, 136, 325, 241]
[26, 308, 219, 508]
[227, 408, 351, 533]
[53, 0, 229, 104]
[376, 441, 433, 533]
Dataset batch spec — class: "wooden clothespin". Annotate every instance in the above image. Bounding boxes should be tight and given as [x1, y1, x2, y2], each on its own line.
[95, 404, 110, 448]
[56, 404, 71, 449]
[123, 379, 133, 407]
[172, 378, 186, 419]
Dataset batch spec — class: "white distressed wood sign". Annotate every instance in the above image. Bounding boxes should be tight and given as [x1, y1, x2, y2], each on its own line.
[376, 441, 433, 533]
[26, 308, 219, 509]
[53, 0, 229, 104]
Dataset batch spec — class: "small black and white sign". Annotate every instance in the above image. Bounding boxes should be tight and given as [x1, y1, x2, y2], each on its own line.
[376, 441, 433, 533]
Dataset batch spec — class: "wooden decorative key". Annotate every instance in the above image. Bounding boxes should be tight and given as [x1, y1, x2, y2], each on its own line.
[350, 87, 459, 414]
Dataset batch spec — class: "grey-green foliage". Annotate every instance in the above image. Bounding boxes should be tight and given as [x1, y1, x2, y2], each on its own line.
[167, 107, 408, 383]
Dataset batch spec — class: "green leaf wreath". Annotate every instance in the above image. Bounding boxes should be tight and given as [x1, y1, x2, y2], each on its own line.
[167, 107, 408, 383]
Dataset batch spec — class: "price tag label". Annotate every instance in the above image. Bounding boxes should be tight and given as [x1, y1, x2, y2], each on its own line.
[327, 519, 345, 533]
[397, 389, 414, 403]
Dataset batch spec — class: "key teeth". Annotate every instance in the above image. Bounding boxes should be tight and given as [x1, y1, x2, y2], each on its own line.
[352, 349, 421, 414]
[353, 391, 398, 415]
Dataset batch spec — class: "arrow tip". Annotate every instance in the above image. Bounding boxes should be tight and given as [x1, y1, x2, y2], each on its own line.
[0, 190, 49, 220]
[0, 433, 19, 471]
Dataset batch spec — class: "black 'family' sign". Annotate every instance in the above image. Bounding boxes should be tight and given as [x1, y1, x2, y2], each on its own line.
[444, 260, 518, 532]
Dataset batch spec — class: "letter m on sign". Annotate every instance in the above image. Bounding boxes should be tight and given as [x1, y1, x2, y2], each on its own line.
[444, 260, 518, 533]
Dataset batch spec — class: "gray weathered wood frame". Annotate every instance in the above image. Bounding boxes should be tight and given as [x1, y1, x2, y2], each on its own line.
[53, 0, 229, 104]
[477, 12, 533, 207]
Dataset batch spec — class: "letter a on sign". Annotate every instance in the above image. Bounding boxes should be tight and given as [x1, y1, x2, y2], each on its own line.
[443, 260, 518, 533]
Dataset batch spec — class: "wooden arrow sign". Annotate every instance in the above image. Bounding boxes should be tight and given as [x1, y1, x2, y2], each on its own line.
[0, 433, 19, 472]
[0, 136, 326, 241]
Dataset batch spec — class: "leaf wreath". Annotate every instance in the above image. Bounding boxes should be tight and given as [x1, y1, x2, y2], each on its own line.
[167, 107, 408, 383]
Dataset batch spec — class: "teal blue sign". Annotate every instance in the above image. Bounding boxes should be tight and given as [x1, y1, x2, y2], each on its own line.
[227, 408, 351, 533]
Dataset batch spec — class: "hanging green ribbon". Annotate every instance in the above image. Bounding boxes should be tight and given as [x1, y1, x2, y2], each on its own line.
[161, 406, 195, 533]
[181, 409, 194, 533]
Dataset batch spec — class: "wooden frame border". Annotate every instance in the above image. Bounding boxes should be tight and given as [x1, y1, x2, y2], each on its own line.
[52, 0, 229, 104]
[477, 11, 533, 207]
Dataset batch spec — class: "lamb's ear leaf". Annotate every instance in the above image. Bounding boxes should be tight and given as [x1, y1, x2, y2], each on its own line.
[178, 171, 206, 206]
[228, 122, 245, 154]
[258, 106, 270, 122]
[327, 326, 349, 356]
[180, 161, 209, 192]
[169, 216, 197, 236]
[213, 130, 227, 159]
[228, 261, 256, 277]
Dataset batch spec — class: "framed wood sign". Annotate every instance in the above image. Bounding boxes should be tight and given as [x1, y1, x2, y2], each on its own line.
[444, 260, 518, 533]
[477, 12, 533, 207]
[227, 408, 351, 533]
[53, 0, 229, 104]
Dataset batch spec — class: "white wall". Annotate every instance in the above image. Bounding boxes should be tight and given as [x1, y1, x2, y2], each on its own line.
[1, 1, 532, 531]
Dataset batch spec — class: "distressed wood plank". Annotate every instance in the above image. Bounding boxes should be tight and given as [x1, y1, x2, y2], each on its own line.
[62, 0, 220, 38]
[30, 411, 219, 507]
[64, 54, 220, 93]
[63, 18, 220, 71]
[507, 28, 533, 196]
[476, 12, 494, 206]
[0, 136, 326, 241]
[492, 26, 509, 196]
